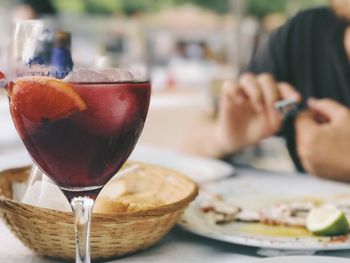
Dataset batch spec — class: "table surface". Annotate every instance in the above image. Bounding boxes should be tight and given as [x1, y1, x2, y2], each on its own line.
[1, 95, 350, 262]
[2, 166, 350, 263]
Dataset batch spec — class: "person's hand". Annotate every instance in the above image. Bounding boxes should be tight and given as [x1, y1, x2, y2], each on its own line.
[214, 73, 301, 155]
[296, 98, 350, 182]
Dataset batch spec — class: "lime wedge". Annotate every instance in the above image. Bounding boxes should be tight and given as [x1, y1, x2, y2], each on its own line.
[306, 205, 350, 236]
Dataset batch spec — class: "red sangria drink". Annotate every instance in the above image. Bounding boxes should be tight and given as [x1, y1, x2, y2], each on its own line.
[9, 76, 151, 199]
[8, 20, 151, 263]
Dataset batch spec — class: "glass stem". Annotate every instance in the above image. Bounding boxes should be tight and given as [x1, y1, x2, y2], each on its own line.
[70, 197, 94, 263]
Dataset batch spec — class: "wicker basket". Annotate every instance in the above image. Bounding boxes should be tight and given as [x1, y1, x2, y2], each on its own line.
[0, 163, 198, 262]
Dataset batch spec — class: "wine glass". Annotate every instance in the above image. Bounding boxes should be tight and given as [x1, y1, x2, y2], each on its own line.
[5, 20, 151, 263]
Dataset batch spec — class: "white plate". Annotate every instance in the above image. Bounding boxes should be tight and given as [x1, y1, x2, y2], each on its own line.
[180, 171, 350, 250]
[129, 145, 234, 182]
[252, 256, 350, 263]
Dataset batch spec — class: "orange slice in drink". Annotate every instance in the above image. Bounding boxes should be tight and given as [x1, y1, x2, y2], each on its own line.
[11, 77, 87, 122]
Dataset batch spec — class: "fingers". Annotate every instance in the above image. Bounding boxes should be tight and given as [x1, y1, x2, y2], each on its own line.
[256, 74, 283, 130]
[218, 74, 296, 139]
[307, 98, 349, 122]
[239, 73, 301, 112]
[226, 73, 301, 125]
[295, 111, 319, 174]
[218, 81, 246, 122]
[295, 111, 318, 130]
[239, 73, 264, 112]
[278, 82, 302, 102]
[256, 73, 279, 108]
[221, 80, 245, 105]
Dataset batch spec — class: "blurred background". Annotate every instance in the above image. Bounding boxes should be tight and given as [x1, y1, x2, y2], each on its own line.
[0, 0, 329, 172]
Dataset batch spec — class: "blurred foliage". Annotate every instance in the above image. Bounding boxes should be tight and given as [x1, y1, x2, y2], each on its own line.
[85, 0, 121, 14]
[173, 0, 230, 14]
[248, 0, 328, 17]
[52, 0, 85, 13]
[64, 0, 231, 15]
[248, 0, 286, 17]
[52, 0, 329, 16]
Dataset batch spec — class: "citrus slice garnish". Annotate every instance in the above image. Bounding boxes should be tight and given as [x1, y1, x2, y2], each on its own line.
[11, 77, 87, 122]
[306, 204, 350, 236]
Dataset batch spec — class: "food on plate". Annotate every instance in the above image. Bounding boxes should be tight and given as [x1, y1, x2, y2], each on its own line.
[259, 203, 311, 227]
[200, 200, 241, 224]
[235, 210, 260, 223]
[306, 204, 350, 236]
[199, 196, 350, 236]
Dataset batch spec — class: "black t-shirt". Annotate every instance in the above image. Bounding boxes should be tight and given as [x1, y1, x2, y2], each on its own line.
[246, 7, 350, 171]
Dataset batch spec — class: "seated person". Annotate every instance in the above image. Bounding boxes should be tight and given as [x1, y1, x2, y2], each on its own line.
[186, 0, 350, 182]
